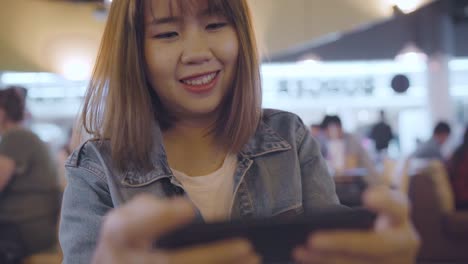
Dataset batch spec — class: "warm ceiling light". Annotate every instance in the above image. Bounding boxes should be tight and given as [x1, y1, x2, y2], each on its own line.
[385, 0, 425, 13]
[103, 0, 112, 7]
[297, 54, 322, 65]
[62, 57, 92, 81]
[395, 42, 427, 63]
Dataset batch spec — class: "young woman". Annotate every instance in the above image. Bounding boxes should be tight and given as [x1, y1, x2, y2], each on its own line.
[59, 0, 420, 263]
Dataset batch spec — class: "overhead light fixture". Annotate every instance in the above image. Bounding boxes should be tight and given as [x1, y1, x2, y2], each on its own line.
[297, 53, 322, 65]
[395, 42, 427, 63]
[385, 0, 425, 14]
[62, 57, 92, 81]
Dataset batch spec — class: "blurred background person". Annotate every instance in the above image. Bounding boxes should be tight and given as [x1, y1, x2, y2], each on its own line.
[323, 115, 377, 177]
[317, 115, 333, 158]
[369, 110, 394, 157]
[448, 125, 468, 210]
[310, 122, 328, 157]
[310, 123, 322, 138]
[0, 87, 61, 261]
[412, 121, 451, 161]
[10, 86, 32, 128]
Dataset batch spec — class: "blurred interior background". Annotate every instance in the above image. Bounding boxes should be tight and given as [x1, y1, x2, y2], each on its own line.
[1, 0, 466, 158]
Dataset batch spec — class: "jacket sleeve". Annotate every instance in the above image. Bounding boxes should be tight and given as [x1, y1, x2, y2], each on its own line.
[295, 118, 342, 211]
[59, 162, 113, 264]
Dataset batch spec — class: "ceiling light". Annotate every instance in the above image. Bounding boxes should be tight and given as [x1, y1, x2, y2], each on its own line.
[385, 0, 425, 14]
[62, 57, 92, 81]
[395, 42, 427, 63]
[297, 54, 322, 65]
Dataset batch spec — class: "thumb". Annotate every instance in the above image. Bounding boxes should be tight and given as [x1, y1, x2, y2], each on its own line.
[363, 186, 410, 227]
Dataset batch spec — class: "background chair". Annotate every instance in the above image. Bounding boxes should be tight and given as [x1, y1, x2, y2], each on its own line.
[407, 160, 468, 263]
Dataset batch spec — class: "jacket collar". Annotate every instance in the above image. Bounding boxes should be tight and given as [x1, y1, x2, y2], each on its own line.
[122, 120, 291, 187]
[239, 121, 291, 158]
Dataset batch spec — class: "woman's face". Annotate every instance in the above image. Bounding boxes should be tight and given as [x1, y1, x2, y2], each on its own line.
[144, 0, 239, 121]
[326, 124, 343, 140]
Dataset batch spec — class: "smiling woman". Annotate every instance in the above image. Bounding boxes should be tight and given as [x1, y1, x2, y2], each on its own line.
[80, 0, 261, 172]
[59, 1, 420, 264]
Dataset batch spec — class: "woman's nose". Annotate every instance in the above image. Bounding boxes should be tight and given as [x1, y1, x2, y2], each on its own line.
[180, 33, 213, 65]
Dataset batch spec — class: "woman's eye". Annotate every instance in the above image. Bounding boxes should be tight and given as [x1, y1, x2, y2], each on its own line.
[206, 22, 227, 31]
[154, 32, 179, 39]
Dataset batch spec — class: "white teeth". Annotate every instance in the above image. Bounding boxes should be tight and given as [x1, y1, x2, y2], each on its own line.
[182, 72, 217, 86]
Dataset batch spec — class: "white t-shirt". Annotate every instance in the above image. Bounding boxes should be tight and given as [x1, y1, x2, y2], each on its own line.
[171, 154, 237, 222]
[328, 139, 346, 174]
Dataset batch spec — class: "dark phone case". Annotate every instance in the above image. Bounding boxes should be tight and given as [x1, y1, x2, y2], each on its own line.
[156, 208, 376, 262]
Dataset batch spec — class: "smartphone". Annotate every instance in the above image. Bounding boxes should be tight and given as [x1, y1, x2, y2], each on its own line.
[156, 207, 376, 262]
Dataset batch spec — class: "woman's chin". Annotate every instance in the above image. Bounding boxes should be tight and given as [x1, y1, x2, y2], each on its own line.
[175, 105, 221, 121]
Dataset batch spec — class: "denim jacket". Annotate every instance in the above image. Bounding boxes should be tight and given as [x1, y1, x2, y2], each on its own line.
[59, 109, 340, 264]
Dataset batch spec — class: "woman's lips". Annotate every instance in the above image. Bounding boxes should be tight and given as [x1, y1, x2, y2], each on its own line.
[180, 71, 220, 94]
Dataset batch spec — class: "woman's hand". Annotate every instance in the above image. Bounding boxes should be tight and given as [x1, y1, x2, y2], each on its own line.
[92, 194, 261, 264]
[293, 186, 420, 264]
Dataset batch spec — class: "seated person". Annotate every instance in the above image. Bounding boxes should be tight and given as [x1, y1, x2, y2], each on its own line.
[310, 122, 327, 157]
[0, 87, 60, 258]
[448, 126, 468, 210]
[412, 121, 451, 161]
[322, 115, 377, 177]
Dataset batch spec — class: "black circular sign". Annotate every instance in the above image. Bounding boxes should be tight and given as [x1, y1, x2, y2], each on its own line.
[391, 74, 410, 94]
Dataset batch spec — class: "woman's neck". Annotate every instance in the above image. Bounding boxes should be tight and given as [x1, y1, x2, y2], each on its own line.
[163, 120, 227, 177]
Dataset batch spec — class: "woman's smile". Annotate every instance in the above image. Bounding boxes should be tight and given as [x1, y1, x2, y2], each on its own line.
[179, 70, 220, 94]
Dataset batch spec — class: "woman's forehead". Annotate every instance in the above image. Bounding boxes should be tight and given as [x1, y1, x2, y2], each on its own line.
[144, 0, 209, 21]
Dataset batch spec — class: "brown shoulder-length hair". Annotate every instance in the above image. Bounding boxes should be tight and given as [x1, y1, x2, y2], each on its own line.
[80, 0, 262, 171]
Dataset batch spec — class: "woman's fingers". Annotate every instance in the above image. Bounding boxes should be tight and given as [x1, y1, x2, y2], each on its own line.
[94, 194, 263, 264]
[101, 195, 195, 247]
[295, 229, 419, 264]
[161, 238, 260, 264]
[291, 186, 420, 264]
[293, 246, 372, 264]
[363, 186, 409, 226]
[307, 231, 410, 258]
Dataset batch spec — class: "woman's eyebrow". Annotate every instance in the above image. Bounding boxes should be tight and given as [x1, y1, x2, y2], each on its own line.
[148, 16, 181, 26]
[199, 8, 223, 17]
